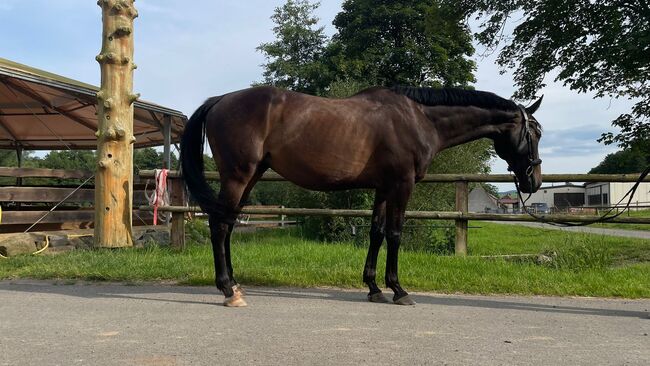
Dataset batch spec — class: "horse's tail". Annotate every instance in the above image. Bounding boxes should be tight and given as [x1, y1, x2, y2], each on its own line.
[180, 95, 223, 214]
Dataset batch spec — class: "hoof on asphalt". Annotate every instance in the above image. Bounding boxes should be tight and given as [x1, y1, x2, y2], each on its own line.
[223, 293, 247, 307]
[367, 292, 389, 303]
[223, 286, 247, 307]
[234, 284, 245, 295]
[393, 294, 416, 306]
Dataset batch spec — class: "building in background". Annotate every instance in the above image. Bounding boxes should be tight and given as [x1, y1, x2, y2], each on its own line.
[469, 186, 501, 213]
[518, 183, 585, 212]
[497, 194, 519, 213]
[584, 182, 650, 210]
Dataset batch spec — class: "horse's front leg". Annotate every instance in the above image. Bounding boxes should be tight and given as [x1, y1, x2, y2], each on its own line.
[363, 192, 388, 303]
[385, 180, 416, 305]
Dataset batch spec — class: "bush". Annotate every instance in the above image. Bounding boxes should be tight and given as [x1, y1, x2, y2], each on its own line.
[186, 219, 211, 246]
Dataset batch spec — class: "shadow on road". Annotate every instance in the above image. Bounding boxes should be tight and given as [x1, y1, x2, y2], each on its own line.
[1, 280, 647, 319]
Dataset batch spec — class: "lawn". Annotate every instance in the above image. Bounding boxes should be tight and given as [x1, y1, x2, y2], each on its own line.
[594, 208, 650, 231]
[0, 221, 648, 298]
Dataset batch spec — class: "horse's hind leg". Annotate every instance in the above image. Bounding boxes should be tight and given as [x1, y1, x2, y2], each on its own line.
[208, 176, 251, 307]
[224, 165, 268, 292]
[363, 191, 388, 303]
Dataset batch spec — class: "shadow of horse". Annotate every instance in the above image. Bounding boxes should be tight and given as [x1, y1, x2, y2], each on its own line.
[1, 280, 647, 319]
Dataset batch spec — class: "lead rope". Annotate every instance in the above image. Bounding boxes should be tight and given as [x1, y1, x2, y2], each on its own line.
[514, 165, 650, 227]
[145, 168, 170, 225]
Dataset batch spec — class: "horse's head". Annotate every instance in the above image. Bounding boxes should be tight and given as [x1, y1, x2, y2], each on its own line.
[494, 97, 544, 194]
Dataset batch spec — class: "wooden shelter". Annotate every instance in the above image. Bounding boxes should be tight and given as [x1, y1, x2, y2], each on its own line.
[0, 57, 187, 238]
[0, 57, 186, 166]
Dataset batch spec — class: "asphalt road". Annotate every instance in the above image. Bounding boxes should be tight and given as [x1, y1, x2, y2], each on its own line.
[1, 281, 648, 366]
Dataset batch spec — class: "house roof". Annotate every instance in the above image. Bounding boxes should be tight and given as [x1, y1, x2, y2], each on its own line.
[537, 183, 584, 190]
[498, 194, 519, 204]
[0, 57, 187, 150]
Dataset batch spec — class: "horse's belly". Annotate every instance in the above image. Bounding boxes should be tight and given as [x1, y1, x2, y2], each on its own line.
[268, 148, 377, 190]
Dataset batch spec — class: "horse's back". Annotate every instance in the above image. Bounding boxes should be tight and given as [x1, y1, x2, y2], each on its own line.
[205, 86, 424, 190]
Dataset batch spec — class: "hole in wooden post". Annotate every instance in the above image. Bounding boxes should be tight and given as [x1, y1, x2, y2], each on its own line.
[106, 115, 110, 120]
[105, 207, 110, 211]
[108, 36, 113, 41]
[107, 154, 113, 158]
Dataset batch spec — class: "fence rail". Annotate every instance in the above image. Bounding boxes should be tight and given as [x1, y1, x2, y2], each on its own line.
[138, 170, 650, 254]
[140, 170, 650, 183]
[139, 205, 650, 224]
[0, 167, 155, 233]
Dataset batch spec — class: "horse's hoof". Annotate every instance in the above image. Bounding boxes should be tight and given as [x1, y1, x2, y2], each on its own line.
[393, 294, 416, 306]
[223, 285, 247, 307]
[223, 293, 247, 307]
[367, 292, 389, 303]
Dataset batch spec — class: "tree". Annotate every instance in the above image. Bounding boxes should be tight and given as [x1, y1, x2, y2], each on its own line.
[36, 150, 95, 186]
[133, 148, 178, 173]
[256, 1, 495, 245]
[461, 1, 650, 148]
[331, 0, 476, 87]
[40, 150, 95, 172]
[589, 145, 649, 174]
[256, 0, 330, 94]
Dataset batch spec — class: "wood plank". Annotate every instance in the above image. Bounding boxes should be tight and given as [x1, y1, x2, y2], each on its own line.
[0, 187, 94, 203]
[140, 170, 650, 183]
[0, 167, 92, 179]
[139, 205, 650, 225]
[1, 210, 151, 225]
[0, 187, 147, 205]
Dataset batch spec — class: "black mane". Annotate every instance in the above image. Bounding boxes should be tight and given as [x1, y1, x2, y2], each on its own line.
[389, 86, 519, 111]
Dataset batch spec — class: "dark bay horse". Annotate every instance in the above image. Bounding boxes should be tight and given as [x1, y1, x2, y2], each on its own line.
[180, 85, 543, 307]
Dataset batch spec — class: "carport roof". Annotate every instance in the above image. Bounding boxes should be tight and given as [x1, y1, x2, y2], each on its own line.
[0, 57, 187, 150]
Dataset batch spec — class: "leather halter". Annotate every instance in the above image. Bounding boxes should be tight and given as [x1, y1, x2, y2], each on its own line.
[507, 106, 542, 177]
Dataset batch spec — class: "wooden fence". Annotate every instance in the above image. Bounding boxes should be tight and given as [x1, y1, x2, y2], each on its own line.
[139, 170, 650, 254]
[0, 167, 154, 232]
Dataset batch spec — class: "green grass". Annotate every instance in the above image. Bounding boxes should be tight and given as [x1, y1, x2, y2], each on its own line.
[594, 209, 650, 231]
[0, 222, 649, 298]
[469, 221, 650, 263]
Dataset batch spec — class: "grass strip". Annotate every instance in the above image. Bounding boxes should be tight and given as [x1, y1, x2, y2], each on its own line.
[1, 224, 648, 298]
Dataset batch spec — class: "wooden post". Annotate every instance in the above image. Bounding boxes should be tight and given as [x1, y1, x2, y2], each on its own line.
[163, 114, 171, 169]
[169, 177, 186, 250]
[15, 146, 23, 185]
[94, 0, 138, 248]
[280, 205, 286, 227]
[454, 181, 468, 256]
[16, 146, 22, 211]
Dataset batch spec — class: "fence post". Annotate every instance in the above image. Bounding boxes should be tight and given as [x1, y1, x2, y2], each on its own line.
[169, 177, 186, 250]
[455, 181, 468, 256]
[280, 205, 286, 227]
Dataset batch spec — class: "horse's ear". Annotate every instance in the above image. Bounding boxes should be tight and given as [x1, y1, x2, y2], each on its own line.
[525, 95, 544, 115]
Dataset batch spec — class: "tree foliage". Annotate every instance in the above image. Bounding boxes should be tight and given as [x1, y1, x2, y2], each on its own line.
[133, 148, 179, 173]
[461, 0, 650, 148]
[589, 145, 650, 174]
[256, 0, 495, 245]
[256, 0, 330, 94]
[331, 0, 476, 86]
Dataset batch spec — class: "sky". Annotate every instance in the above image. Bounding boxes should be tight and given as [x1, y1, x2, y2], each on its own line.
[0, 0, 631, 190]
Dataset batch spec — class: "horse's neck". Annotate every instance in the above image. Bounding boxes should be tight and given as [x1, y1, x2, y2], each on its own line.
[426, 106, 515, 150]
